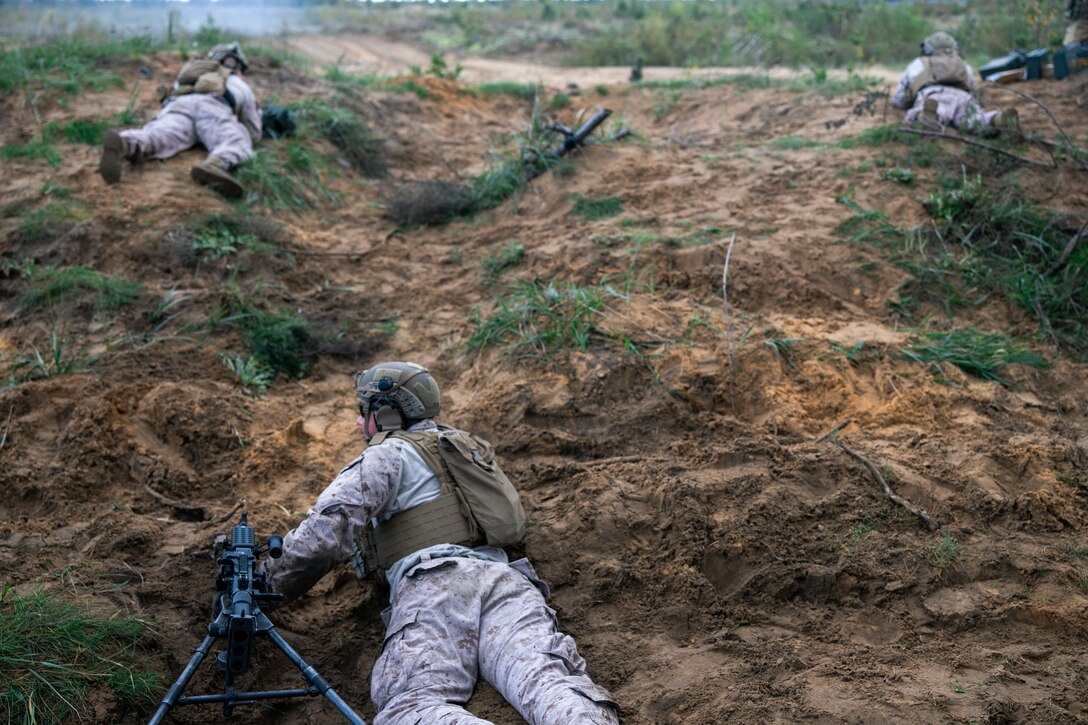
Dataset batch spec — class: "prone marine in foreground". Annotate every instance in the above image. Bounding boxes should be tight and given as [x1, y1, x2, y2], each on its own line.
[260, 361, 620, 725]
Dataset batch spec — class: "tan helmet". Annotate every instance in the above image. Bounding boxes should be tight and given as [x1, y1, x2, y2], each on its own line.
[921, 32, 958, 56]
[354, 362, 441, 425]
[207, 42, 250, 72]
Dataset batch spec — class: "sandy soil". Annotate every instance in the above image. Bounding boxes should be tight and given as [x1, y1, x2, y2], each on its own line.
[2, 35, 1088, 725]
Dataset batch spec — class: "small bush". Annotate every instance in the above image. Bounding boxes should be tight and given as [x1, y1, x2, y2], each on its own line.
[239, 308, 314, 378]
[381, 180, 475, 226]
[549, 92, 572, 109]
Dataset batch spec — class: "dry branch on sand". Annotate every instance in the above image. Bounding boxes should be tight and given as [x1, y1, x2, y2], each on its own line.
[831, 434, 940, 531]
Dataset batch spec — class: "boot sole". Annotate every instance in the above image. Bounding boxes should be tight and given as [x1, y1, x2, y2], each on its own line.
[191, 164, 244, 199]
[99, 131, 124, 184]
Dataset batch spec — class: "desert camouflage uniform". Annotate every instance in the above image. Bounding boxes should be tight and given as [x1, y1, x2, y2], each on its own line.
[261, 419, 620, 725]
[121, 75, 260, 168]
[1067, 0, 1088, 44]
[892, 57, 997, 134]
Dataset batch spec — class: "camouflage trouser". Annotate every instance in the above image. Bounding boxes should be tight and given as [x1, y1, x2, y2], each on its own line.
[906, 86, 998, 135]
[120, 94, 253, 167]
[1067, 19, 1088, 44]
[371, 557, 620, 725]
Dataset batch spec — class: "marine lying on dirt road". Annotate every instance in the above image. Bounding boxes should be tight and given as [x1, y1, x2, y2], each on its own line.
[892, 31, 1022, 137]
[97, 42, 260, 199]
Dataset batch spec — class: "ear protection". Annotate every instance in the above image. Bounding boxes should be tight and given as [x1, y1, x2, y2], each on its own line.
[372, 403, 404, 432]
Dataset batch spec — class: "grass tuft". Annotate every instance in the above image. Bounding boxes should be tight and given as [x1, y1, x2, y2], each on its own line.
[902, 330, 1049, 386]
[235, 144, 339, 211]
[238, 308, 314, 379]
[23, 266, 141, 308]
[289, 101, 387, 178]
[0, 588, 160, 723]
[9, 325, 96, 381]
[571, 195, 623, 221]
[477, 82, 538, 100]
[467, 278, 609, 357]
[220, 352, 275, 398]
[482, 241, 526, 278]
[925, 532, 961, 569]
[839, 173, 1088, 355]
[1, 137, 63, 168]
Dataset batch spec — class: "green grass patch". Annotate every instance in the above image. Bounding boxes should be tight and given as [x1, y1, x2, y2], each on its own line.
[8, 325, 97, 381]
[13, 203, 84, 244]
[0, 587, 160, 723]
[571, 194, 623, 220]
[289, 101, 387, 178]
[902, 330, 1049, 386]
[838, 173, 1088, 354]
[23, 265, 142, 308]
[384, 78, 430, 99]
[837, 124, 916, 149]
[235, 143, 339, 211]
[881, 167, 916, 184]
[0, 34, 149, 97]
[220, 352, 275, 398]
[482, 240, 526, 278]
[476, 81, 538, 100]
[468, 278, 610, 357]
[325, 64, 384, 89]
[1, 137, 62, 168]
[49, 118, 109, 145]
[925, 532, 961, 569]
[238, 307, 315, 379]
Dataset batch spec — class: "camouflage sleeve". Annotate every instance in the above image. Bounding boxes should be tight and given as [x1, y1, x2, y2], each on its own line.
[262, 442, 403, 601]
[226, 75, 261, 142]
[891, 70, 914, 110]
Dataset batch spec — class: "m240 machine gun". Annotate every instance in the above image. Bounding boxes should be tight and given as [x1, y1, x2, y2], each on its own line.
[148, 513, 366, 724]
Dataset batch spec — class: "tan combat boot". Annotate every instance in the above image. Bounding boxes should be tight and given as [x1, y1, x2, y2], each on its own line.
[98, 130, 130, 184]
[191, 155, 245, 199]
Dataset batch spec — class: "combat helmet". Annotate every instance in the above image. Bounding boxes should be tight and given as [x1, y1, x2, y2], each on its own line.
[921, 31, 958, 56]
[207, 42, 250, 72]
[354, 362, 441, 434]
